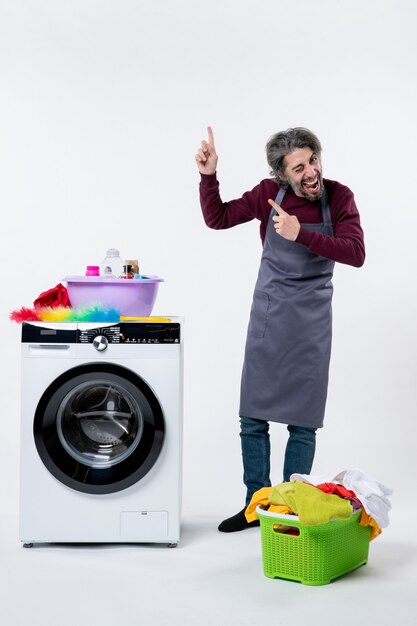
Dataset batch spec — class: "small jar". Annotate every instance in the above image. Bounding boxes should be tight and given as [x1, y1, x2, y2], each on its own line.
[120, 264, 134, 279]
[125, 259, 139, 275]
[85, 265, 100, 276]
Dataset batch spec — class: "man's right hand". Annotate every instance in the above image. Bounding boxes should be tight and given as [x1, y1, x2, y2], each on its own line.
[195, 126, 218, 175]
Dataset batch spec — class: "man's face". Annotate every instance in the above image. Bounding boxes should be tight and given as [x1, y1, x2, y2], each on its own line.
[281, 147, 323, 201]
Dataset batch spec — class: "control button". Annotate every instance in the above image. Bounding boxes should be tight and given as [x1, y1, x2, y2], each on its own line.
[93, 335, 108, 352]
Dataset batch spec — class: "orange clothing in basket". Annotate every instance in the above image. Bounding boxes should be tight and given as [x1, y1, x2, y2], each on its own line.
[359, 510, 382, 541]
[245, 487, 292, 523]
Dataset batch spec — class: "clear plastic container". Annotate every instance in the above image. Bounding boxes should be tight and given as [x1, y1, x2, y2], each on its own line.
[99, 248, 124, 278]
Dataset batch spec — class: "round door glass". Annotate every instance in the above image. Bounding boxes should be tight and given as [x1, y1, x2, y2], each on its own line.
[34, 363, 165, 494]
[56, 380, 143, 468]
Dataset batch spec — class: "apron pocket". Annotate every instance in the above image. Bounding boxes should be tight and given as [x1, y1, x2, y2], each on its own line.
[248, 290, 270, 338]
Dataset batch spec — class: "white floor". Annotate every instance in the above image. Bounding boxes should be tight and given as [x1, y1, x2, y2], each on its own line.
[1, 499, 416, 626]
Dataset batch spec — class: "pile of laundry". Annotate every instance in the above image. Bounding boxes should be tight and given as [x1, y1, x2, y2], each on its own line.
[245, 469, 393, 540]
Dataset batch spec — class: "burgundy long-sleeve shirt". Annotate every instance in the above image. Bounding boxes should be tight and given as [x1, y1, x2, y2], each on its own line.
[199, 173, 365, 267]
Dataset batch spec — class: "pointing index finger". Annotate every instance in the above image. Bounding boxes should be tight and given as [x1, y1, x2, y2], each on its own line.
[207, 126, 215, 148]
[268, 198, 287, 215]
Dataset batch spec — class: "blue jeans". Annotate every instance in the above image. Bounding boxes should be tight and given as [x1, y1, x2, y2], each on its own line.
[239, 416, 317, 506]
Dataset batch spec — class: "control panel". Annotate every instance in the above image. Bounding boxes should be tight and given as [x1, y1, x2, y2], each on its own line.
[22, 322, 181, 344]
[78, 323, 180, 344]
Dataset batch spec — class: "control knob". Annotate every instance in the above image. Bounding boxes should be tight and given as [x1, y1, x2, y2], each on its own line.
[93, 335, 108, 351]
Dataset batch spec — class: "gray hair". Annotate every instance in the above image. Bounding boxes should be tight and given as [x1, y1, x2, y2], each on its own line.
[266, 127, 322, 184]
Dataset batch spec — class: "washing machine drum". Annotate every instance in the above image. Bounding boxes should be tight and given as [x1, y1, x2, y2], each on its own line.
[34, 364, 165, 494]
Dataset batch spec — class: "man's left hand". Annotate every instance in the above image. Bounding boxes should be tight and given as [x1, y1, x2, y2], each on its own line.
[268, 199, 301, 242]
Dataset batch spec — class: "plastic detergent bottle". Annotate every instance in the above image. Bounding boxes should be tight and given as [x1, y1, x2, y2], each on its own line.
[100, 248, 124, 278]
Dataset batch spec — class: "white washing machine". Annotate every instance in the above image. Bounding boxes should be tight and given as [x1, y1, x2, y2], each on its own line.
[19, 319, 183, 547]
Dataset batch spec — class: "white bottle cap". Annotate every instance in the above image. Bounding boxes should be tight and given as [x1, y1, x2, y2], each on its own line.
[106, 248, 120, 257]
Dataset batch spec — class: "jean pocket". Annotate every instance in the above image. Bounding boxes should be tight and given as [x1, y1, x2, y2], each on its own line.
[248, 290, 269, 338]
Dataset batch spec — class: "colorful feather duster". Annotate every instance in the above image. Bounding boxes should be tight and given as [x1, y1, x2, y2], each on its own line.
[10, 304, 121, 323]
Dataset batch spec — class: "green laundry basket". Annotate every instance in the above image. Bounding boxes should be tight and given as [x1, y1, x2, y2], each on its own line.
[257, 507, 371, 585]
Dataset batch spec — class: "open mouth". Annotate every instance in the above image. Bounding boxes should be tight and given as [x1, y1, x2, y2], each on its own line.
[302, 178, 320, 195]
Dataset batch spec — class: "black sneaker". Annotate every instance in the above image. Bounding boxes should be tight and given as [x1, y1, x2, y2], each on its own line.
[218, 508, 260, 532]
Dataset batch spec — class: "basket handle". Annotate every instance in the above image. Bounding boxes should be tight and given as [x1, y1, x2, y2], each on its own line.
[272, 523, 300, 536]
[256, 506, 302, 535]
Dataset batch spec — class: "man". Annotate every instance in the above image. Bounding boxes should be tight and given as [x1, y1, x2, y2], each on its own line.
[196, 127, 365, 532]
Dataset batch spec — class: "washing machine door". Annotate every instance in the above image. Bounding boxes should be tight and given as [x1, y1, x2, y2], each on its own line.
[34, 363, 165, 494]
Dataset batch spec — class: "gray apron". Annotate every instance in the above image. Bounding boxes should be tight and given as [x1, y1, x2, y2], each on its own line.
[239, 186, 335, 428]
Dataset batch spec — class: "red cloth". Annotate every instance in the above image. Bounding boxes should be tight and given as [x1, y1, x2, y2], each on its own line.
[33, 283, 70, 308]
[316, 482, 362, 508]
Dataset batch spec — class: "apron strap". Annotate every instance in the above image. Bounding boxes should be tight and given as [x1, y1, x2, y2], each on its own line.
[320, 188, 333, 233]
[274, 187, 287, 205]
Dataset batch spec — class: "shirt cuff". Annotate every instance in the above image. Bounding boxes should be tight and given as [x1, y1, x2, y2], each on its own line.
[199, 173, 218, 187]
[296, 226, 315, 247]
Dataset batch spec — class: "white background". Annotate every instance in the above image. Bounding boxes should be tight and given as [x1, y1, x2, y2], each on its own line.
[1, 0, 416, 518]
